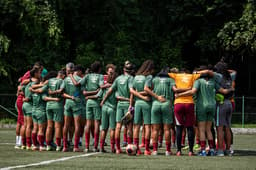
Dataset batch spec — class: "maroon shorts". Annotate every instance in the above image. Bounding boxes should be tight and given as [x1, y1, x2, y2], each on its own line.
[16, 95, 24, 125]
[174, 103, 195, 127]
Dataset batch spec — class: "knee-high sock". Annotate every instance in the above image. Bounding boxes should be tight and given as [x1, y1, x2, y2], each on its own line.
[176, 125, 183, 152]
[187, 127, 194, 152]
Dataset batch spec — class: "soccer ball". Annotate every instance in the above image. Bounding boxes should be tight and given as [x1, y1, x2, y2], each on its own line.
[126, 144, 137, 156]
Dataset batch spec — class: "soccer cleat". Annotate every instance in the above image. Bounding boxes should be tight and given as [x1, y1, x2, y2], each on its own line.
[73, 148, 82, 152]
[100, 148, 107, 153]
[198, 150, 207, 156]
[21, 145, 26, 150]
[176, 151, 181, 156]
[136, 149, 142, 155]
[144, 150, 151, 156]
[46, 145, 52, 151]
[188, 151, 195, 156]
[14, 145, 21, 149]
[62, 147, 69, 152]
[116, 149, 122, 154]
[32, 146, 39, 151]
[84, 148, 89, 153]
[111, 148, 116, 153]
[26, 146, 32, 151]
[207, 149, 215, 156]
[171, 143, 177, 149]
[139, 143, 145, 148]
[193, 144, 200, 151]
[40, 146, 47, 151]
[165, 151, 172, 156]
[93, 148, 99, 152]
[216, 150, 224, 157]
[56, 146, 62, 152]
[182, 145, 189, 150]
[152, 151, 158, 156]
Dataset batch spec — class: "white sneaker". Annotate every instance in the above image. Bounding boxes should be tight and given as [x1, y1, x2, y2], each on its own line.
[152, 151, 158, 156]
[56, 146, 62, 151]
[165, 151, 172, 156]
[84, 148, 89, 153]
[46, 145, 52, 151]
[40, 146, 46, 151]
[230, 145, 234, 154]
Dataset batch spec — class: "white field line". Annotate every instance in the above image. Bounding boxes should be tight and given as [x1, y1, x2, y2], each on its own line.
[0, 143, 14, 145]
[0, 152, 99, 170]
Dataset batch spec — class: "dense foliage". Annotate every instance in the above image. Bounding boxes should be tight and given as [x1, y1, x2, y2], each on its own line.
[0, 0, 255, 94]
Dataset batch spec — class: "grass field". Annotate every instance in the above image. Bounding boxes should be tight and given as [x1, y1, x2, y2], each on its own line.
[0, 129, 256, 170]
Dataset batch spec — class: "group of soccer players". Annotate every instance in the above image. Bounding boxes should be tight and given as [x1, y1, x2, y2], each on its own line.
[14, 59, 236, 156]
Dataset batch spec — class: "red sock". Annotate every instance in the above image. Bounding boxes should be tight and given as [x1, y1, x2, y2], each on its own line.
[115, 138, 121, 150]
[22, 137, 26, 146]
[134, 138, 139, 149]
[85, 132, 90, 149]
[100, 139, 104, 149]
[141, 137, 145, 145]
[110, 138, 115, 150]
[123, 133, 127, 143]
[200, 140, 206, 150]
[74, 135, 80, 148]
[26, 137, 31, 147]
[32, 133, 37, 146]
[166, 141, 171, 152]
[63, 137, 68, 148]
[94, 133, 99, 149]
[196, 138, 200, 145]
[56, 138, 61, 147]
[153, 142, 158, 151]
[38, 135, 44, 147]
[145, 139, 150, 151]
[158, 135, 163, 144]
[46, 140, 51, 146]
[127, 137, 133, 144]
[208, 140, 214, 149]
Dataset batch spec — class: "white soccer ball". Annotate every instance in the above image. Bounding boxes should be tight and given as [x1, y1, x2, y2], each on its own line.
[126, 144, 137, 156]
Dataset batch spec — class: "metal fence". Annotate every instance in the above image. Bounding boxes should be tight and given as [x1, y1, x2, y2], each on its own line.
[0, 94, 256, 127]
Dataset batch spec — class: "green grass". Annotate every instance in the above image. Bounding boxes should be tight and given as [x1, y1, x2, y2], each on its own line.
[0, 129, 256, 170]
[0, 118, 16, 124]
[231, 124, 256, 128]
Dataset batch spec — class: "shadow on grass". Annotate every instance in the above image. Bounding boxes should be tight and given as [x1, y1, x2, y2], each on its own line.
[234, 150, 256, 156]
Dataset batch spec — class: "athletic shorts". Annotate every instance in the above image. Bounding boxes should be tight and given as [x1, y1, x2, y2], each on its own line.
[64, 99, 82, 117]
[22, 102, 33, 117]
[134, 100, 151, 125]
[16, 96, 24, 125]
[46, 108, 64, 122]
[101, 105, 116, 130]
[151, 101, 172, 125]
[116, 102, 130, 123]
[216, 100, 232, 127]
[86, 106, 101, 120]
[174, 103, 195, 127]
[196, 105, 216, 122]
[32, 110, 46, 124]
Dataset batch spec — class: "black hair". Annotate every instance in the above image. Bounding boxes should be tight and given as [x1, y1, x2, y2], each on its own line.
[90, 61, 101, 73]
[107, 72, 118, 84]
[30, 67, 41, 78]
[43, 71, 57, 81]
[74, 64, 85, 73]
[157, 66, 170, 77]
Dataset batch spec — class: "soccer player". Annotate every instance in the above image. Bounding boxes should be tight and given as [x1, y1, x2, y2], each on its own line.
[129, 60, 154, 155]
[214, 62, 234, 156]
[62, 62, 82, 152]
[168, 68, 212, 156]
[70, 61, 103, 152]
[21, 69, 40, 150]
[143, 67, 175, 156]
[30, 67, 48, 151]
[175, 66, 233, 156]
[95, 72, 118, 153]
[101, 61, 134, 154]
